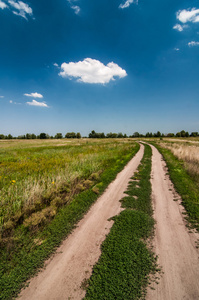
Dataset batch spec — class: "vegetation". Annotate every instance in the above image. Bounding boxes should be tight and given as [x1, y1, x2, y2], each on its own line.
[152, 141, 199, 231]
[85, 144, 159, 300]
[0, 139, 139, 300]
[157, 141, 199, 184]
[0, 129, 198, 140]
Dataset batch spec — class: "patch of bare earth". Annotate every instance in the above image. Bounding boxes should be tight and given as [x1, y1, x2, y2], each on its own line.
[18, 144, 144, 300]
[147, 144, 199, 300]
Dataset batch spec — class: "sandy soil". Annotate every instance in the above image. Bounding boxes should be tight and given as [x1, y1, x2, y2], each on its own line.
[147, 144, 199, 300]
[19, 144, 144, 300]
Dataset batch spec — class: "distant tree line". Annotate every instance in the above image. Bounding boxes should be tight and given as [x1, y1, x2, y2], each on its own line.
[0, 130, 198, 140]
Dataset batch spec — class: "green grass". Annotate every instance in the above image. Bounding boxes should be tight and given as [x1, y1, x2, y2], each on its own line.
[151, 142, 199, 231]
[0, 139, 139, 300]
[84, 144, 158, 300]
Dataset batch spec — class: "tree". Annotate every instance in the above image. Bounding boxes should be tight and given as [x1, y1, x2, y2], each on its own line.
[0, 134, 5, 139]
[39, 133, 47, 139]
[55, 133, 63, 139]
[167, 133, 175, 137]
[106, 132, 117, 138]
[133, 132, 140, 138]
[89, 130, 97, 138]
[180, 130, 186, 137]
[7, 134, 13, 139]
[76, 132, 81, 139]
[17, 135, 25, 139]
[145, 132, 153, 137]
[65, 132, 76, 138]
[176, 132, 181, 137]
[190, 132, 198, 137]
[185, 132, 189, 137]
[117, 132, 123, 138]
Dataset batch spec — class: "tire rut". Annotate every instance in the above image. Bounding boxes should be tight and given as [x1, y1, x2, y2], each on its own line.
[147, 144, 199, 300]
[19, 144, 144, 300]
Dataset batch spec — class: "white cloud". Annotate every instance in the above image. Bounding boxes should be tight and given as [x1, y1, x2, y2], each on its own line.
[24, 92, 43, 98]
[8, 0, 33, 20]
[67, 0, 80, 14]
[174, 48, 180, 51]
[9, 100, 21, 105]
[119, 0, 138, 9]
[173, 24, 187, 32]
[26, 100, 49, 107]
[71, 5, 80, 14]
[0, 95, 4, 98]
[177, 8, 199, 24]
[53, 63, 59, 67]
[59, 58, 127, 84]
[188, 41, 199, 47]
[0, 0, 7, 9]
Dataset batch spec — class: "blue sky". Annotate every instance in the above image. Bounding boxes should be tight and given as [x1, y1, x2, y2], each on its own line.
[0, 0, 199, 136]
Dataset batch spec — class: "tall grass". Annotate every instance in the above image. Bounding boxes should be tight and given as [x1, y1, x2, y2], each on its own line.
[0, 139, 137, 238]
[158, 141, 199, 184]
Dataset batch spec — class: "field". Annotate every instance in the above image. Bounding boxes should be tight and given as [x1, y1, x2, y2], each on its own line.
[156, 139, 199, 184]
[0, 138, 139, 299]
[1, 138, 199, 299]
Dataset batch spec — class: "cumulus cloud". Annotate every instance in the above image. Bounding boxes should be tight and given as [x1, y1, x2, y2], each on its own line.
[0, 0, 7, 9]
[8, 0, 33, 20]
[26, 100, 49, 107]
[188, 41, 199, 47]
[119, 0, 138, 9]
[173, 24, 188, 32]
[174, 48, 180, 51]
[177, 8, 199, 24]
[53, 63, 59, 67]
[24, 92, 43, 98]
[59, 58, 127, 84]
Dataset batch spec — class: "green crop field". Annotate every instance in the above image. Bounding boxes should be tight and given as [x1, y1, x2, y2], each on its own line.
[0, 138, 139, 299]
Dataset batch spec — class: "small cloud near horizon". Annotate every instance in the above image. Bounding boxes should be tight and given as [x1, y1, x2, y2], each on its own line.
[26, 100, 49, 107]
[59, 58, 127, 84]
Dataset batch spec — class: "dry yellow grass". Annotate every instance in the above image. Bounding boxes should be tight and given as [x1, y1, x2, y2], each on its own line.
[159, 141, 199, 182]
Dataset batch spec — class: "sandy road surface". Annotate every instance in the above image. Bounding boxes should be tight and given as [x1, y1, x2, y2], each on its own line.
[19, 144, 144, 300]
[147, 144, 199, 300]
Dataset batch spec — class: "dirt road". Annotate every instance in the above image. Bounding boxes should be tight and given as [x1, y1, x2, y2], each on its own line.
[147, 144, 199, 300]
[19, 144, 144, 300]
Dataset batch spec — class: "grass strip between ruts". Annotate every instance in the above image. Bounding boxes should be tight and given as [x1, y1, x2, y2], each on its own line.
[0, 144, 140, 300]
[151, 142, 199, 231]
[84, 144, 158, 300]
